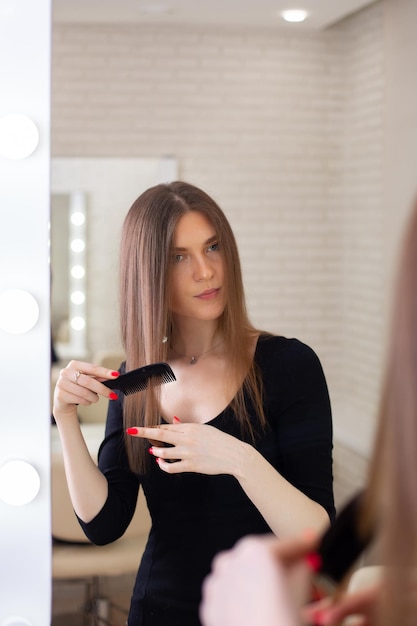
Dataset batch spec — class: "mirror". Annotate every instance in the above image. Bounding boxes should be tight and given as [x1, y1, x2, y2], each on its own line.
[50, 157, 178, 362]
[49, 0, 417, 620]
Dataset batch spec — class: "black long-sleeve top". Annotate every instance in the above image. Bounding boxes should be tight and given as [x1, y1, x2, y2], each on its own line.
[79, 335, 335, 626]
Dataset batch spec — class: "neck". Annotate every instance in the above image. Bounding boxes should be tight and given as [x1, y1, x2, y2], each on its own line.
[170, 318, 220, 355]
[169, 319, 223, 364]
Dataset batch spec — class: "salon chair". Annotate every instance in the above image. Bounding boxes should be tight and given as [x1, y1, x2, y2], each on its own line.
[51, 423, 151, 625]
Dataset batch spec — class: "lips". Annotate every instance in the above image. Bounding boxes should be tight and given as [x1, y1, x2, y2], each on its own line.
[195, 288, 220, 300]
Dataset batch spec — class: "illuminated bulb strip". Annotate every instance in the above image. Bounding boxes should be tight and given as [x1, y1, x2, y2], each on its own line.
[68, 191, 87, 355]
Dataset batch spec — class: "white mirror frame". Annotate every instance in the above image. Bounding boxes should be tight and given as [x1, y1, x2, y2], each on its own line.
[0, 0, 52, 624]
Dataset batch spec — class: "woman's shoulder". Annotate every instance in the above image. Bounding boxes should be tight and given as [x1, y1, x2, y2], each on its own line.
[255, 333, 330, 411]
[256, 332, 316, 355]
[255, 332, 323, 372]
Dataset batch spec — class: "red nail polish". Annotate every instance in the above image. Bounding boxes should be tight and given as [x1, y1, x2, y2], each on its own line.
[111, 371, 120, 377]
[109, 392, 118, 400]
[173, 416, 181, 423]
[148, 447, 154, 455]
[155, 457, 161, 464]
[126, 427, 138, 435]
[305, 552, 322, 572]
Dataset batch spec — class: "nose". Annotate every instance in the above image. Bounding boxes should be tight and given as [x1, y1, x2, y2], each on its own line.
[193, 255, 214, 281]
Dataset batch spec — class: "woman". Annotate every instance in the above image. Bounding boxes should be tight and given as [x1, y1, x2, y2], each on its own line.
[53, 181, 335, 626]
[201, 195, 417, 626]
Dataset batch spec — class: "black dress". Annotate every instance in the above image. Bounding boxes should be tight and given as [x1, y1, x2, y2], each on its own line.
[79, 335, 335, 626]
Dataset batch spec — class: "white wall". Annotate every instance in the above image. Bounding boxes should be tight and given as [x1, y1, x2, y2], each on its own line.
[383, 0, 417, 283]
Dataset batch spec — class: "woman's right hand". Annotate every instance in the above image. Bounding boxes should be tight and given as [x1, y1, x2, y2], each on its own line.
[53, 360, 120, 420]
[52, 360, 117, 520]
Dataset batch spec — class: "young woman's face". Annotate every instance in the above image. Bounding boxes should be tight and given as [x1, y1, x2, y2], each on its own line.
[169, 211, 226, 321]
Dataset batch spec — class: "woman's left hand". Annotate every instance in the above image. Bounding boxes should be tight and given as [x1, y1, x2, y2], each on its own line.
[127, 422, 248, 476]
[128, 421, 329, 538]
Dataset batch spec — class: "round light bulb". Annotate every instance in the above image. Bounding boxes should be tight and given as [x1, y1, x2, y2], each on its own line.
[0, 114, 39, 159]
[70, 238, 85, 253]
[70, 265, 85, 279]
[71, 316, 86, 330]
[70, 212, 85, 226]
[0, 460, 41, 506]
[70, 291, 85, 305]
[0, 289, 39, 334]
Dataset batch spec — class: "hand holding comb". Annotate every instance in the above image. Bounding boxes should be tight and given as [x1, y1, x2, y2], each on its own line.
[103, 362, 176, 396]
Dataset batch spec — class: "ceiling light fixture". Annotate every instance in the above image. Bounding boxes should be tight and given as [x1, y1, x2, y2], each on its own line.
[281, 9, 308, 23]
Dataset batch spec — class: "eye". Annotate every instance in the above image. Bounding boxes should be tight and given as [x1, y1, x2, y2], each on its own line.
[207, 242, 219, 253]
[173, 253, 185, 263]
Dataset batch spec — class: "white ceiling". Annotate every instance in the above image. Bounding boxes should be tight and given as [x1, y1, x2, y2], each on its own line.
[52, 0, 377, 30]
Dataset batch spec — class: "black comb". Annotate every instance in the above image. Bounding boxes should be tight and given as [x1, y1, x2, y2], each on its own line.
[103, 362, 176, 396]
[315, 490, 375, 591]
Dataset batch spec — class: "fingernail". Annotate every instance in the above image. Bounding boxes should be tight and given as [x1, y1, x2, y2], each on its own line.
[126, 427, 138, 435]
[148, 447, 154, 455]
[155, 457, 161, 465]
[304, 552, 322, 572]
[109, 392, 118, 400]
[173, 415, 181, 423]
[111, 371, 120, 377]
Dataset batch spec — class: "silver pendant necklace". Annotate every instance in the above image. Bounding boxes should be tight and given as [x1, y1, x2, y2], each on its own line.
[170, 340, 224, 365]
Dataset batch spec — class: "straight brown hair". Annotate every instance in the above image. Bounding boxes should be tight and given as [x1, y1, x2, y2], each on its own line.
[119, 181, 265, 473]
[364, 197, 417, 626]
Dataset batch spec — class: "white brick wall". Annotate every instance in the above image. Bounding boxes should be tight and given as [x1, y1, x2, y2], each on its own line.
[51, 21, 350, 367]
[51, 3, 387, 501]
[331, 5, 385, 453]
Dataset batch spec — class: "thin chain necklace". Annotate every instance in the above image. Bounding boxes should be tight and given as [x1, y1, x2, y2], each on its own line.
[170, 340, 224, 365]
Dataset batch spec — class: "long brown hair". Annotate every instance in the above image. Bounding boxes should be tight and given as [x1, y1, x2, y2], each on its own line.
[119, 181, 265, 473]
[364, 197, 417, 625]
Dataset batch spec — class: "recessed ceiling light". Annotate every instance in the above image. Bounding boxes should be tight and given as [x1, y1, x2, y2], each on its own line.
[281, 9, 308, 23]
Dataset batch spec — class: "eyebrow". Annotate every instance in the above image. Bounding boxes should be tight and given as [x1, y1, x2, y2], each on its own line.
[173, 234, 218, 252]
